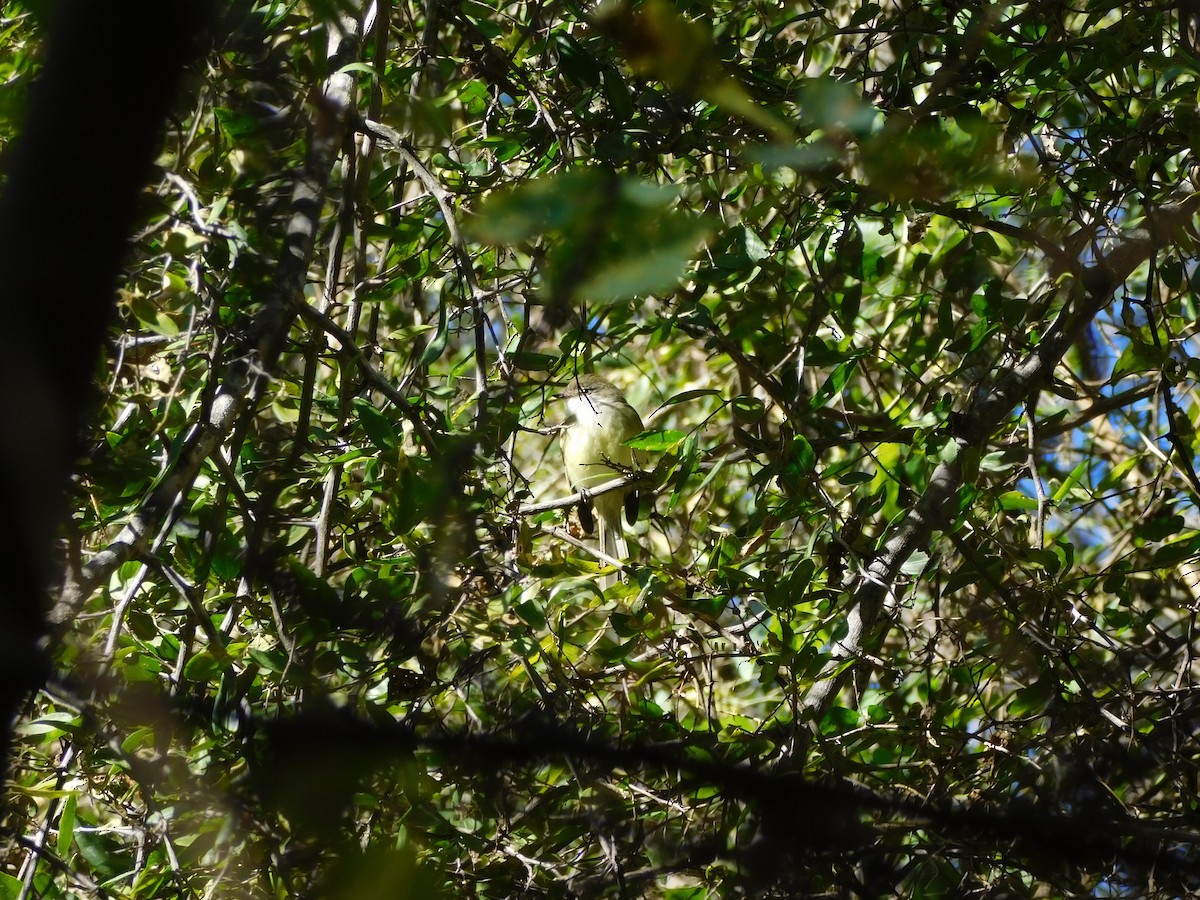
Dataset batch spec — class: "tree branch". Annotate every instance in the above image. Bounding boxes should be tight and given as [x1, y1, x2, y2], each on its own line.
[0, 0, 217, 801]
[797, 195, 1200, 722]
[258, 709, 1200, 888]
[51, 11, 368, 626]
[358, 117, 503, 420]
[516, 473, 652, 516]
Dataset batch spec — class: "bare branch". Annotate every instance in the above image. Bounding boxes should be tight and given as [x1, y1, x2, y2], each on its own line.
[516, 473, 651, 516]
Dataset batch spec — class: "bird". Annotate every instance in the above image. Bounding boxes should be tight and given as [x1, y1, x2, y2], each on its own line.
[559, 375, 643, 586]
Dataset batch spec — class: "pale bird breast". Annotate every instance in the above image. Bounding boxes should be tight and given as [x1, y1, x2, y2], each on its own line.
[563, 396, 635, 491]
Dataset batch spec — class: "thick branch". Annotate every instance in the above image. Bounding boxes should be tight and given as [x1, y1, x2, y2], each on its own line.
[0, 0, 217, 802]
[258, 710, 1200, 887]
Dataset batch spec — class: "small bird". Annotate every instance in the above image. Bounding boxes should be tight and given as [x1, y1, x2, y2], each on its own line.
[559, 375, 643, 585]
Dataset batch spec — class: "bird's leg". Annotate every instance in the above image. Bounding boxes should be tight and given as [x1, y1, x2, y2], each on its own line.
[576, 486, 595, 534]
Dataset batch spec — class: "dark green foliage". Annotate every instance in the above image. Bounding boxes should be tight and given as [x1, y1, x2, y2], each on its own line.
[6, 0, 1200, 897]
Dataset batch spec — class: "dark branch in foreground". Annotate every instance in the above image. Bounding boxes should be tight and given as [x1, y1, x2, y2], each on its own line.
[0, 0, 217, 804]
[51, 12, 369, 627]
[253, 709, 1200, 890]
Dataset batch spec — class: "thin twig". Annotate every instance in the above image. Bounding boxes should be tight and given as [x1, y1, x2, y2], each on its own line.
[294, 301, 439, 450]
[1027, 394, 1046, 549]
[537, 523, 626, 570]
[358, 117, 507, 424]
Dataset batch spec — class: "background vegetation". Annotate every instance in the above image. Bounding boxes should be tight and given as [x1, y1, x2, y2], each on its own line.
[5, 0, 1200, 895]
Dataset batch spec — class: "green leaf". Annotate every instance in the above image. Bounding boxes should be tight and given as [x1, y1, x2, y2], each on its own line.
[418, 297, 449, 367]
[998, 490, 1039, 511]
[595, 0, 792, 138]
[75, 821, 133, 878]
[945, 556, 1003, 594]
[659, 388, 723, 407]
[837, 470, 873, 485]
[602, 67, 635, 120]
[766, 557, 815, 610]
[554, 33, 602, 87]
[355, 398, 398, 452]
[821, 705, 860, 731]
[19, 712, 80, 739]
[1009, 679, 1054, 717]
[627, 429, 686, 452]
[214, 106, 258, 138]
[836, 224, 864, 278]
[184, 650, 221, 681]
[337, 61, 379, 78]
[515, 598, 546, 629]
[1098, 455, 1141, 492]
[746, 141, 841, 172]
[666, 433, 700, 515]
[688, 595, 728, 617]
[1111, 338, 1166, 381]
[471, 170, 711, 303]
[509, 351, 557, 371]
[0, 872, 22, 900]
[578, 211, 711, 303]
[1051, 460, 1089, 503]
[56, 794, 76, 858]
[790, 434, 816, 474]
[901, 550, 930, 576]
[470, 170, 597, 243]
[812, 356, 860, 406]
[801, 77, 879, 136]
[1136, 513, 1185, 543]
[126, 292, 181, 336]
[732, 396, 766, 423]
[710, 224, 771, 271]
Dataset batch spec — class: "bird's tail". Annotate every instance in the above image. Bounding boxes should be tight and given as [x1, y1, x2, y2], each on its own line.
[596, 506, 628, 591]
